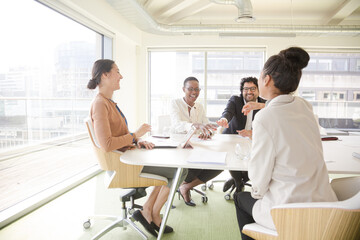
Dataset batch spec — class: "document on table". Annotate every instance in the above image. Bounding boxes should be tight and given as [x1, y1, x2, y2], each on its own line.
[149, 137, 180, 148]
[186, 149, 227, 165]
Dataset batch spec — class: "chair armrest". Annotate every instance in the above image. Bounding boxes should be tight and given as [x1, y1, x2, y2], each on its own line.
[273, 191, 360, 210]
[331, 176, 360, 201]
[139, 173, 168, 184]
[242, 223, 278, 240]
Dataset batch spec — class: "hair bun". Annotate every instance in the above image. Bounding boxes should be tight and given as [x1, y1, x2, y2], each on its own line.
[279, 47, 310, 70]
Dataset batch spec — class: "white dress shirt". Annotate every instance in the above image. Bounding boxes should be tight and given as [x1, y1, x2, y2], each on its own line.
[249, 95, 337, 229]
[170, 98, 209, 133]
[243, 98, 258, 130]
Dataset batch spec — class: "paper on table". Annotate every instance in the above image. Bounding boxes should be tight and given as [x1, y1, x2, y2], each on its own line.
[186, 149, 227, 164]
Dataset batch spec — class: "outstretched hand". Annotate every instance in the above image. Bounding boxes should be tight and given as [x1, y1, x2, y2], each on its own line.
[216, 118, 229, 128]
[134, 123, 151, 138]
[242, 102, 265, 115]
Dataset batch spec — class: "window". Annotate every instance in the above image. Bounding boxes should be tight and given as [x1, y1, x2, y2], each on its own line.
[354, 92, 360, 101]
[149, 49, 265, 130]
[298, 51, 360, 130]
[0, 0, 111, 213]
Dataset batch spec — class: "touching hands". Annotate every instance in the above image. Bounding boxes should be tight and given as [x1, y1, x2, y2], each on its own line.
[137, 140, 155, 149]
[236, 129, 252, 139]
[242, 102, 265, 115]
[216, 118, 229, 128]
[134, 123, 151, 138]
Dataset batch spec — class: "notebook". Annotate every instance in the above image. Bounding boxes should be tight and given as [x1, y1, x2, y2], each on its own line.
[186, 149, 227, 165]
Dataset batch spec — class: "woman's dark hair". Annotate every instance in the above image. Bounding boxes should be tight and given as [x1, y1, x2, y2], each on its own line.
[240, 77, 258, 92]
[183, 76, 199, 87]
[262, 47, 310, 94]
[87, 59, 115, 89]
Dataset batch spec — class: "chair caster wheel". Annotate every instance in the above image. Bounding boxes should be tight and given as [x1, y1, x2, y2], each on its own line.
[224, 194, 231, 201]
[83, 219, 91, 229]
[201, 185, 207, 191]
[208, 184, 214, 190]
[202, 196, 208, 203]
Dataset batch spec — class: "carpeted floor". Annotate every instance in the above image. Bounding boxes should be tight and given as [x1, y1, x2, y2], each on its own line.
[0, 171, 242, 240]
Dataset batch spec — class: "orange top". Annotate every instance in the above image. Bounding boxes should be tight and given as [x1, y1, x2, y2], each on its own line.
[90, 93, 137, 152]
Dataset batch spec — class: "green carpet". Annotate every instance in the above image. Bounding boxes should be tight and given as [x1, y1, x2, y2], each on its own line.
[160, 186, 242, 240]
[106, 184, 242, 240]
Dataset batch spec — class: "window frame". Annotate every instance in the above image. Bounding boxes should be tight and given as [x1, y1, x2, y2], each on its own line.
[147, 47, 266, 126]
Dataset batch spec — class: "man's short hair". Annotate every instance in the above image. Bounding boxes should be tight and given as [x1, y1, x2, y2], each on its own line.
[183, 76, 199, 87]
[240, 77, 258, 92]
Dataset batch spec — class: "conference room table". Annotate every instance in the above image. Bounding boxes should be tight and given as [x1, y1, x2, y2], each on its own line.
[120, 134, 360, 239]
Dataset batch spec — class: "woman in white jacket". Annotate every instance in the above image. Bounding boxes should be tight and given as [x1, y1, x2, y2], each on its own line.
[234, 47, 337, 240]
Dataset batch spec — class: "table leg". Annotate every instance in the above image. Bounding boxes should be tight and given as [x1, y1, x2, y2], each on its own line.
[157, 167, 183, 240]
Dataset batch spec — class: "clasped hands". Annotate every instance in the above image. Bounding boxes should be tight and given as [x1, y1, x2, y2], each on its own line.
[192, 123, 218, 140]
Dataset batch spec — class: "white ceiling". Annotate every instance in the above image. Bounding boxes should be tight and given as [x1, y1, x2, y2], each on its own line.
[106, 0, 360, 36]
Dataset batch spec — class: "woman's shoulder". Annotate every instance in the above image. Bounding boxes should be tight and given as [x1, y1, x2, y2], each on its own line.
[170, 98, 183, 108]
[295, 96, 313, 109]
[91, 94, 110, 109]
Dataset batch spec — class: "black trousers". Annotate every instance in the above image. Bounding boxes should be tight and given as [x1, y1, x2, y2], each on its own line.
[184, 169, 222, 183]
[234, 191, 257, 240]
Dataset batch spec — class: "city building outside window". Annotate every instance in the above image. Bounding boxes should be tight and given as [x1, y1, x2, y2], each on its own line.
[298, 51, 360, 131]
[0, 0, 111, 214]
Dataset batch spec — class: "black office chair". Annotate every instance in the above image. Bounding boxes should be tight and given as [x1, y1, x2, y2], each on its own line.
[83, 187, 148, 240]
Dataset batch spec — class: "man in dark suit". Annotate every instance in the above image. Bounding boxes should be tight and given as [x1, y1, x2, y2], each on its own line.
[217, 77, 266, 193]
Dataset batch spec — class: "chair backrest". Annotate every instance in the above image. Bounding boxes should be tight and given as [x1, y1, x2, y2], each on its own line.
[270, 190, 360, 240]
[85, 117, 167, 188]
[157, 114, 171, 134]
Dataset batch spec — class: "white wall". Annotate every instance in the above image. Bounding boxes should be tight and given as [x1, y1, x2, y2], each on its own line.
[50, 0, 360, 129]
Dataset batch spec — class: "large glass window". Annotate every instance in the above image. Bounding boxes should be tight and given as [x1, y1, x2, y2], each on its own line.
[149, 49, 265, 131]
[0, 0, 104, 149]
[298, 51, 360, 131]
[0, 0, 110, 214]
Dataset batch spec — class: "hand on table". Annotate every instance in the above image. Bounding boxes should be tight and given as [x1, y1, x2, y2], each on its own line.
[137, 140, 155, 149]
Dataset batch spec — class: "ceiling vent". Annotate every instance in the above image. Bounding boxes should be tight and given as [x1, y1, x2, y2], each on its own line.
[210, 0, 255, 23]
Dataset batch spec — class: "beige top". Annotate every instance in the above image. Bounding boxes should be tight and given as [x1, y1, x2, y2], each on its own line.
[249, 95, 337, 229]
[90, 93, 137, 152]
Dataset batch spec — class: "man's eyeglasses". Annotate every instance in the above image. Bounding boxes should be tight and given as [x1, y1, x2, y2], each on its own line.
[243, 87, 257, 92]
[186, 87, 201, 92]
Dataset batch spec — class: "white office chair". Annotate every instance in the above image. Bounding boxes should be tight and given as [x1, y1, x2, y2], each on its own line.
[242, 176, 360, 240]
[84, 118, 168, 239]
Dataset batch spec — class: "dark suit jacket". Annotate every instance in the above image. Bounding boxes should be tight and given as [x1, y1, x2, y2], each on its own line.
[221, 95, 266, 134]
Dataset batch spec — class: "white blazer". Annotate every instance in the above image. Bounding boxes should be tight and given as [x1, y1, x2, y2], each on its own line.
[249, 95, 337, 229]
[170, 98, 209, 133]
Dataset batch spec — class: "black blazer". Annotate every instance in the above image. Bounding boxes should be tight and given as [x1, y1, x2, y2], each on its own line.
[221, 95, 266, 134]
